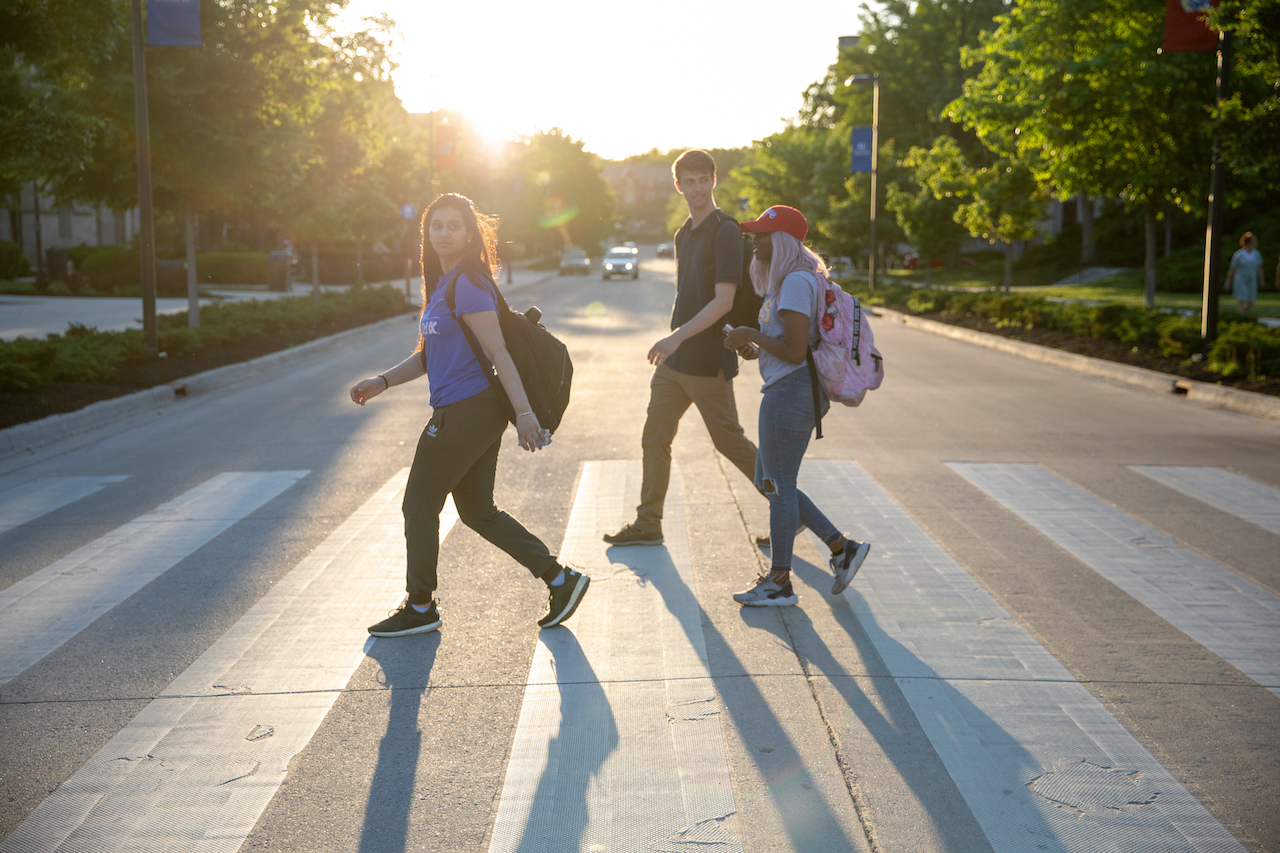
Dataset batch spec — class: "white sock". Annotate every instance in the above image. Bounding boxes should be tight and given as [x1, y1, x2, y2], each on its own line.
[549, 569, 566, 586]
[411, 602, 431, 613]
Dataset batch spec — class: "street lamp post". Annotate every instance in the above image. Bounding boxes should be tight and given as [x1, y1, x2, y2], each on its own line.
[846, 74, 880, 292]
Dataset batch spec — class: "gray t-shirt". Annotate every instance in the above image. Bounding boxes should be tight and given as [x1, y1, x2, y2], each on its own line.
[756, 270, 821, 391]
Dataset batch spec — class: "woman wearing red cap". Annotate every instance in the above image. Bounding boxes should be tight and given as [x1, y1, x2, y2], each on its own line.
[723, 206, 870, 606]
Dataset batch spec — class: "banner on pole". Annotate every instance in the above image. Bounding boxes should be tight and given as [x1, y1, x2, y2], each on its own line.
[148, 0, 202, 47]
[1161, 0, 1217, 53]
[850, 127, 873, 173]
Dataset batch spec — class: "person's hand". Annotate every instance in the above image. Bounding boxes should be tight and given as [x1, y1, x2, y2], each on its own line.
[350, 376, 387, 406]
[515, 411, 547, 453]
[723, 326, 752, 350]
[647, 334, 680, 366]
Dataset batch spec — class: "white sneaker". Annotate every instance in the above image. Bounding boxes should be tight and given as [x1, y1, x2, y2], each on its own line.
[732, 575, 798, 607]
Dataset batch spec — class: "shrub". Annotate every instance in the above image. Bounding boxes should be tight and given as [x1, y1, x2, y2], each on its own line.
[1, 285, 409, 392]
[0, 239, 31, 279]
[1207, 322, 1280, 379]
[80, 246, 139, 292]
[1157, 316, 1202, 357]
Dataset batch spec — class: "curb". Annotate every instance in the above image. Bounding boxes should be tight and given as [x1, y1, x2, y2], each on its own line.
[877, 308, 1280, 423]
[0, 313, 417, 460]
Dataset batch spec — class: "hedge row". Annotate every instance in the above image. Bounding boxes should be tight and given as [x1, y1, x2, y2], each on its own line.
[0, 285, 410, 393]
[844, 281, 1280, 381]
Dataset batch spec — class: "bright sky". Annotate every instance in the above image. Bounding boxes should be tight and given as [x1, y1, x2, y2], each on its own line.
[337, 0, 864, 161]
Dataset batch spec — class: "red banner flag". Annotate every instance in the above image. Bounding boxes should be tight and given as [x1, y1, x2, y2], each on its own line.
[1162, 0, 1217, 53]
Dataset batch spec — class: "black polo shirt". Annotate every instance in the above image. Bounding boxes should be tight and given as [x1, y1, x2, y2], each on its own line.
[666, 210, 743, 378]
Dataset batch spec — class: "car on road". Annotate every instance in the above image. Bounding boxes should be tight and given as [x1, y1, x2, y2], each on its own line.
[656, 242, 674, 258]
[559, 248, 590, 276]
[601, 246, 639, 280]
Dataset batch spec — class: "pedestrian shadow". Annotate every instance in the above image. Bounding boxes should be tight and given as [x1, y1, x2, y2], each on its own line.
[358, 633, 441, 853]
[610, 543, 865, 852]
[775, 554, 1060, 852]
[505, 629, 616, 852]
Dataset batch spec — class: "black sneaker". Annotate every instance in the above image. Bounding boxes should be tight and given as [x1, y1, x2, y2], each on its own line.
[538, 567, 590, 628]
[603, 523, 663, 546]
[368, 599, 442, 637]
[829, 539, 871, 594]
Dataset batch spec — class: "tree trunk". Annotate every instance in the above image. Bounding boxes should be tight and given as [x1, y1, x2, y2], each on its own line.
[1164, 207, 1173, 258]
[311, 240, 321, 302]
[1078, 193, 1096, 265]
[1002, 245, 1013, 295]
[185, 196, 199, 329]
[32, 182, 44, 282]
[1143, 199, 1157, 308]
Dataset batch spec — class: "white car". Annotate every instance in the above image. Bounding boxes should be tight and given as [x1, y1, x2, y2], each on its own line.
[601, 246, 640, 280]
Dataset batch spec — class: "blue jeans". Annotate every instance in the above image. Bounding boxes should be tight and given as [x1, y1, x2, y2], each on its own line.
[755, 366, 841, 570]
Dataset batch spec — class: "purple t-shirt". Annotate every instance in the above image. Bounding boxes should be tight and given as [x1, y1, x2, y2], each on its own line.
[420, 269, 498, 407]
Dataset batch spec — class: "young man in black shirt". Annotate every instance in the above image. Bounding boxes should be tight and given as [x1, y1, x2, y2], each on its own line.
[605, 150, 758, 546]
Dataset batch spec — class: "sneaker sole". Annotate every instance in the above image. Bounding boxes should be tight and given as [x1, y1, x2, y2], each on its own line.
[368, 618, 442, 638]
[831, 542, 871, 595]
[539, 575, 590, 628]
[739, 595, 798, 607]
[603, 537, 663, 546]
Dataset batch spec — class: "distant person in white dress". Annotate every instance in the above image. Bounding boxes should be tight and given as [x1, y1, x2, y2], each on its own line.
[1225, 232, 1265, 316]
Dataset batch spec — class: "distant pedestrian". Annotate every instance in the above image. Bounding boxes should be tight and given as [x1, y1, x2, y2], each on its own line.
[723, 206, 870, 607]
[350, 193, 588, 636]
[603, 150, 761, 548]
[1226, 232, 1264, 316]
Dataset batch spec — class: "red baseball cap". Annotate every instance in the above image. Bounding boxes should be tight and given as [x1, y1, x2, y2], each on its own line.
[740, 205, 808, 241]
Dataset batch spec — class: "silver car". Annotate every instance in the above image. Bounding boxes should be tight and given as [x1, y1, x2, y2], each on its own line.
[601, 246, 639, 280]
[559, 248, 590, 276]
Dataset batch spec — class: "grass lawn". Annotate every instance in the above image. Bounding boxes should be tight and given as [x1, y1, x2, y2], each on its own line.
[883, 264, 1280, 319]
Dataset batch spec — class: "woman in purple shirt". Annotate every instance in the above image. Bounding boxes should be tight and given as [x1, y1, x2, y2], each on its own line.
[350, 194, 588, 636]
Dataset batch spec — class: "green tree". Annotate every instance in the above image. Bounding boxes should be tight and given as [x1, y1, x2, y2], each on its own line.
[1208, 0, 1280, 189]
[886, 143, 969, 284]
[919, 136, 1047, 293]
[950, 0, 1216, 305]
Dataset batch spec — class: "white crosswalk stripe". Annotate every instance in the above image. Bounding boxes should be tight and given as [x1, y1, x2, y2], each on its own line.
[801, 460, 1246, 853]
[0, 472, 457, 853]
[950, 462, 1280, 698]
[1130, 465, 1280, 537]
[0, 471, 308, 685]
[0, 475, 129, 534]
[489, 461, 744, 853]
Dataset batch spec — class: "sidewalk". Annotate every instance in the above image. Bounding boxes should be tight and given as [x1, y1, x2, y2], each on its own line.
[0, 266, 557, 341]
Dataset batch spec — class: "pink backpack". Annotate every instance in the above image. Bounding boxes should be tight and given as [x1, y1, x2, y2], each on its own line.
[808, 272, 884, 409]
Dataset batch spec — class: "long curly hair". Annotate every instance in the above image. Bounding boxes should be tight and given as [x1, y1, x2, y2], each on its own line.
[416, 193, 501, 352]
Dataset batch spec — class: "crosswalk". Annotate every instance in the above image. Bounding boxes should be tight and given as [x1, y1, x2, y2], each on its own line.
[0, 463, 1275, 851]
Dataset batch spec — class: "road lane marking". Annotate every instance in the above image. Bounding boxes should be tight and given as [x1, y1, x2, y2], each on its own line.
[801, 461, 1245, 853]
[0, 472, 457, 853]
[488, 461, 743, 853]
[950, 462, 1280, 697]
[0, 471, 308, 685]
[1130, 465, 1280, 537]
[0, 475, 129, 534]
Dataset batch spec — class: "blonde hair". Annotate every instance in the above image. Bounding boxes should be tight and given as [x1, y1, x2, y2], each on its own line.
[749, 230, 829, 298]
[1240, 231, 1255, 248]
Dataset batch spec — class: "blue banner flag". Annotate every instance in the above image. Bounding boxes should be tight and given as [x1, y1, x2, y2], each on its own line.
[849, 127, 873, 173]
[148, 0, 202, 46]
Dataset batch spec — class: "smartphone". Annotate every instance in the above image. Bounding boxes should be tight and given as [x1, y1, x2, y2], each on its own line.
[724, 324, 759, 354]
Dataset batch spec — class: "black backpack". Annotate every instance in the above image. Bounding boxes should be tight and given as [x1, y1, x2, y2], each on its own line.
[676, 208, 762, 330]
[443, 269, 574, 433]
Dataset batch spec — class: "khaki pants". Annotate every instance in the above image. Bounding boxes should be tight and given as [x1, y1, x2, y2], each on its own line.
[635, 364, 758, 533]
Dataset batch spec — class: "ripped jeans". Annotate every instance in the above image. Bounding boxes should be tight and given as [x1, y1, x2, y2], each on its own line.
[755, 366, 842, 570]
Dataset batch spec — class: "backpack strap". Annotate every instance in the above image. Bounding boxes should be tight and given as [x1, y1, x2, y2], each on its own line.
[805, 349, 824, 440]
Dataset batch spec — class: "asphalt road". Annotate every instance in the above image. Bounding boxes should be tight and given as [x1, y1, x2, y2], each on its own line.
[1, 247, 1278, 853]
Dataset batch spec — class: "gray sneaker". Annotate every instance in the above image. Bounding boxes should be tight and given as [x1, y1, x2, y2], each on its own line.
[829, 540, 871, 594]
[732, 575, 798, 607]
[603, 523, 663, 546]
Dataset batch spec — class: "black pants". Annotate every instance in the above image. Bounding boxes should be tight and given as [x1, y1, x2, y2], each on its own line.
[403, 386, 561, 605]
